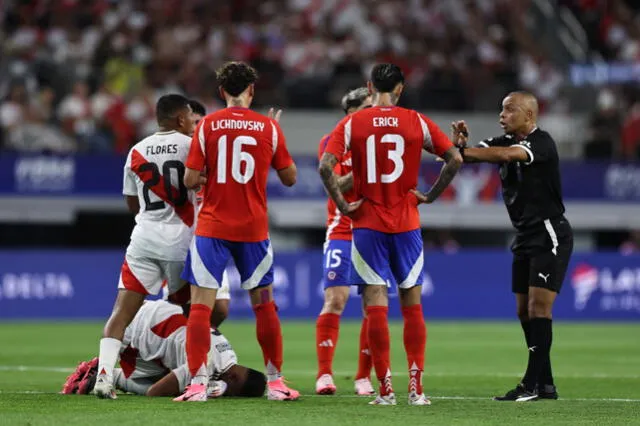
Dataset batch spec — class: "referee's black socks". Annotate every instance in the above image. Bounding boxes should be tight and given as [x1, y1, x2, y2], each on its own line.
[520, 320, 534, 385]
[523, 317, 553, 393]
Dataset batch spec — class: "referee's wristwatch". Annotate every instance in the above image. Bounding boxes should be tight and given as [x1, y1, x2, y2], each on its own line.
[458, 145, 466, 158]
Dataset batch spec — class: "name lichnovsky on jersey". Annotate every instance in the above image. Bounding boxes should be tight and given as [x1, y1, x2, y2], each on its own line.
[211, 119, 265, 132]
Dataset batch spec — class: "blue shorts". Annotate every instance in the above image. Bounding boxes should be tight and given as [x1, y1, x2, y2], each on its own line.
[350, 228, 424, 289]
[181, 236, 273, 290]
[322, 239, 353, 289]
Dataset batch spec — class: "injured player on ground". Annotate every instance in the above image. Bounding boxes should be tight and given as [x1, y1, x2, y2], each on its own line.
[62, 300, 266, 398]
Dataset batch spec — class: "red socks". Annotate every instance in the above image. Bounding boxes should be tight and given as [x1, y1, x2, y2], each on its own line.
[253, 301, 283, 381]
[402, 304, 426, 395]
[355, 316, 372, 380]
[366, 306, 393, 396]
[186, 304, 212, 377]
[316, 313, 340, 377]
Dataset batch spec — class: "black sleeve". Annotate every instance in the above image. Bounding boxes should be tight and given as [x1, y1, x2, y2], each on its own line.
[510, 131, 555, 165]
[476, 134, 512, 148]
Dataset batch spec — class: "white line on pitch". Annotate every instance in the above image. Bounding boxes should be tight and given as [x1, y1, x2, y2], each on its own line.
[1, 366, 639, 380]
[0, 390, 638, 402]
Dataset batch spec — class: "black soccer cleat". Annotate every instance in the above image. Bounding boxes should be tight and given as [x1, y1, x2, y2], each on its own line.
[493, 383, 538, 402]
[538, 385, 558, 400]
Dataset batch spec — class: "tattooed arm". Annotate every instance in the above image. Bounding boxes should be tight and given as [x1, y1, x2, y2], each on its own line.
[319, 153, 362, 215]
[337, 172, 353, 193]
[412, 146, 463, 204]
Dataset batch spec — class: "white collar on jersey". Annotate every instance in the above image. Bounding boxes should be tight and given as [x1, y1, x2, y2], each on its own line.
[155, 130, 177, 135]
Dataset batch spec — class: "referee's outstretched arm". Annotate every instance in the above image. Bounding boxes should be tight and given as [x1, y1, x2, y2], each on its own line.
[461, 145, 529, 164]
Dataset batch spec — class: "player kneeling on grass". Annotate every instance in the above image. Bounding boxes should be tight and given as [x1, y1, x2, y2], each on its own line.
[62, 300, 266, 398]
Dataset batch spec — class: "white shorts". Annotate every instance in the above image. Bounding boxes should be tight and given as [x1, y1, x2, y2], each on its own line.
[159, 269, 231, 301]
[118, 254, 184, 296]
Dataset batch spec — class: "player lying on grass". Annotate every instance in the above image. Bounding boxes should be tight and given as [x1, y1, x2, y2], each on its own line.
[62, 300, 266, 398]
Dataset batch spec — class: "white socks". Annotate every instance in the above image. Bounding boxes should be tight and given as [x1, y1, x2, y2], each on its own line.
[266, 360, 280, 383]
[190, 364, 209, 386]
[98, 337, 122, 384]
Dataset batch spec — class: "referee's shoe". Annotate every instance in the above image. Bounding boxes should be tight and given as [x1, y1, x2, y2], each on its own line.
[494, 384, 558, 402]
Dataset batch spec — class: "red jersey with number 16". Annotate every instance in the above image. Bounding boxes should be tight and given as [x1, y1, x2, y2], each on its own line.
[325, 106, 453, 234]
[186, 107, 294, 242]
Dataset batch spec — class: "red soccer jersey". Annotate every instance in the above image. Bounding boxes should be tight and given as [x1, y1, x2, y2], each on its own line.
[325, 106, 453, 233]
[318, 133, 354, 241]
[186, 107, 294, 242]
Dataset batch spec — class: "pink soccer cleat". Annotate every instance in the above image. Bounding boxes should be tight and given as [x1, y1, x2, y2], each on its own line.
[315, 374, 337, 395]
[354, 378, 376, 396]
[61, 357, 99, 395]
[267, 377, 300, 401]
[173, 384, 207, 402]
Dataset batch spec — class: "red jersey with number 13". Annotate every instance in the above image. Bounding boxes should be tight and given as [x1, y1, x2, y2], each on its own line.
[186, 107, 293, 242]
[325, 106, 453, 234]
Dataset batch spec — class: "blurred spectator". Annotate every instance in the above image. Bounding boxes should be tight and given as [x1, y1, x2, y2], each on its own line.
[584, 89, 622, 159]
[58, 80, 109, 151]
[620, 229, 640, 255]
[0, 83, 28, 148]
[621, 100, 640, 160]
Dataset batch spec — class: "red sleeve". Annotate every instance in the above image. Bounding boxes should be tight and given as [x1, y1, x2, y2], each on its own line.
[419, 113, 453, 157]
[317, 134, 331, 161]
[271, 120, 294, 170]
[325, 117, 349, 160]
[186, 119, 206, 171]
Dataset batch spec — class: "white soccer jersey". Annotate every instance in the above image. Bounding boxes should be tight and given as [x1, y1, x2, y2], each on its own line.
[120, 300, 238, 390]
[122, 131, 197, 261]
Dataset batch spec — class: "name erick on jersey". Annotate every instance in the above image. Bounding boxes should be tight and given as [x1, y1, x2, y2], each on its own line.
[121, 300, 237, 381]
[123, 131, 197, 261]
[325, 106, 453, 233]
[318, 133, 354, 241]
[186, 107, 293, 242]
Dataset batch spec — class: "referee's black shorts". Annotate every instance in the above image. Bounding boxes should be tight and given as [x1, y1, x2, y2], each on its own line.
[511, 216, 574, 294]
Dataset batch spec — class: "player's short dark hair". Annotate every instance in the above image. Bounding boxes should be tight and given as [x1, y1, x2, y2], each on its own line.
[238, 368, 267, 397]
[156, 94, 190, 123]
[188, 100, 206, 116]
[216, 62, 259, 97]
[370, 63, 405, 93]
[341, 87, 369, 114]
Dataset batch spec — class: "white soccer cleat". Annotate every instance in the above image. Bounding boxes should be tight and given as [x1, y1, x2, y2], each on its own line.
[408, 392, 431, 406]
[316, 374, 337, 395]
[354, 378, 375, 396]
[93, 374, 117, 400]
[369, 393, 397, 405]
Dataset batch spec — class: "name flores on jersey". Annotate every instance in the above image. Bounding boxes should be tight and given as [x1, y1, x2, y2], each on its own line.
[146, 144, 178, 155]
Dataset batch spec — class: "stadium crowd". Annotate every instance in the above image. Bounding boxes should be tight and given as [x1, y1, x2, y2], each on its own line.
[0, 0, 639, 156]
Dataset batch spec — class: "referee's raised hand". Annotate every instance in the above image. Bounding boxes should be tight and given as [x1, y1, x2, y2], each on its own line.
[451, 120, 469, 147]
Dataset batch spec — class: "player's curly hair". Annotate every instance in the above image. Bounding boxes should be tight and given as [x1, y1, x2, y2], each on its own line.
[341, 87, 369, 114]
[216, 62, 259, 97]
[370, 63, 405, 93]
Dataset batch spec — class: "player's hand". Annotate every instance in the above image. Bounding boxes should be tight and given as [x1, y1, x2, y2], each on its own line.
[451, 120, 469, 148]
[198, 175, 207, 186]
[339, 198, 364, 217]
[411, 189, 433, 204]
[268, 108, 283, 122]
[207, 380, 227, 398]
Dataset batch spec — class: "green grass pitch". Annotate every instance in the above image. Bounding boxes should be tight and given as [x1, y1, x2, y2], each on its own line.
[0, 321, 638, 425]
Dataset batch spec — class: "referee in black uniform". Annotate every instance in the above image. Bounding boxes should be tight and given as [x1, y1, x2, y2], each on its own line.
[455, 91, 574, 402]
